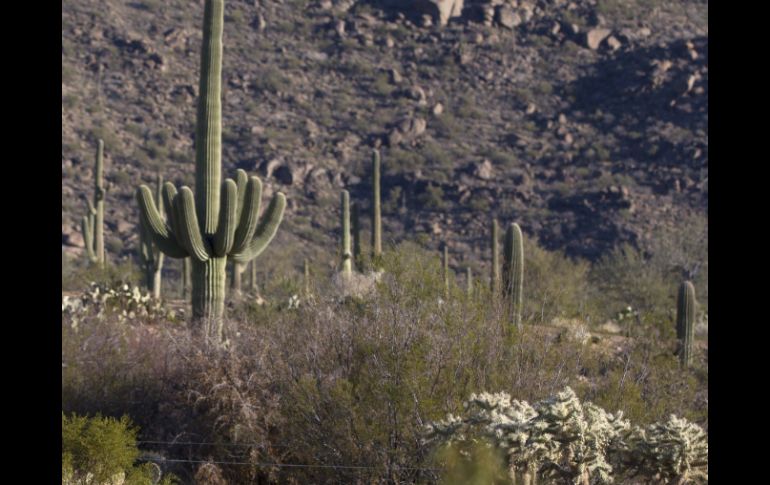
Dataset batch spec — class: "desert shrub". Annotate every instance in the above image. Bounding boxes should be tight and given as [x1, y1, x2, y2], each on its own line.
[62, 255, 142, 292]
[62, 413, 177, 485]
[62, 243, 707, 483]
[522, 241, 593, 325]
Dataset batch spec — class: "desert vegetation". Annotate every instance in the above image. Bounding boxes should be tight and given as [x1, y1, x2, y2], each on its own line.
[62, 1, 707, 483]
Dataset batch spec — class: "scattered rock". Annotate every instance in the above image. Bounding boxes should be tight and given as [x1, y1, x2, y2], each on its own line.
[496, 6, 521, 29]
[606, 35, 622, 51]
[473, 159, 494, 180]
[432, 102, 444, 116]
[585, 28, 612, 50]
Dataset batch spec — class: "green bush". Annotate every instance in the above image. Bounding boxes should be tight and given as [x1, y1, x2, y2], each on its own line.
[62, 413, 177, 485]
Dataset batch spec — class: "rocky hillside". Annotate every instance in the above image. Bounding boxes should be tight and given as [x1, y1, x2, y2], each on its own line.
[61, 0, 708, 274]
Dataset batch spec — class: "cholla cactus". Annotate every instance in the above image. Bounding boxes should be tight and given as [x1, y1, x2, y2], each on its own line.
[623, 415, 708, 484]
[425, 387, 706, 485]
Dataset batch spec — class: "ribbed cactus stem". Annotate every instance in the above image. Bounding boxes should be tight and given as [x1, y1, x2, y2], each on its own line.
[341, 190, 352, 277]
[82, 139, 106, 267]
[676, 281, 696, 368]
[194, 0, 223, 236]
[135, 0, 287, 338]
[371, 149, 382, 268]
[491, 219, 499, 294]
[140, 173, 165, 299]
[352, 202, 363, 273]
[503, 223, 524, 328]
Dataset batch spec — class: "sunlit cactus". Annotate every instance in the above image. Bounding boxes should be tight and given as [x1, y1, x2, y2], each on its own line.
[139, 172, 165, 299]
[135, 0, 286, 338]
[503, 223, 524, 328]
[676, 281, 696, 368]
[371, 149, 382, 268]
[81, 139, 106, 267]
[340, 190, 352, 278]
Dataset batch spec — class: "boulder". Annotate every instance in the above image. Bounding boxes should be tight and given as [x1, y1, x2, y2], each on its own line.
[585, 28, 612, 50]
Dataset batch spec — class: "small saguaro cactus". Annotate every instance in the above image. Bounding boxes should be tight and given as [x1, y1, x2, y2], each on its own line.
[371, 149, 382, 268]
[303, 259, 311, 297]
[249, 259, 257, 293]
[231, 261, 244, 298]
[81, 139, 106, 267]
[676, 281, 696, 368]
[136, 0, 286, 338]
[340, 190, 352, 278]
[182, 257, 191, 299]
[443, 244, 450, 297]
[352, 202, 363, 272]
[490, 219, 499, 294]
[139, 173, 165, 299]
[466, 266, 473, 298]
[503, 223, 524, 328]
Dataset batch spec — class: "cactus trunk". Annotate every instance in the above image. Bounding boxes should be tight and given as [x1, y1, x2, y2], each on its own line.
[191, 257, 227, 338]
[303, 259, 311, 297]
[503, 223, 524, 328]
[371, 149, 382, 267]
[250, 260, 257, 292]
[676, 281, 696, 368]
[341, 190, 352, 277]
[491, 219, 499, 294]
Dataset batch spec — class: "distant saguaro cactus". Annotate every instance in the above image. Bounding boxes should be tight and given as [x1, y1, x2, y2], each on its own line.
[135, 0, 286, 338]
[503, 223, 524, 328]
[676, 281, 696, 368]
[466, 267, 473, 298]
[371, 149, 382, 268]
[182, 257, 191, 300]
[81, 139, 106, 267]
[340, 190, 352, 278]
[352, 202, 363, 272]
[490, 219, 499, 294]
[443, 244, 450, 298]
[139, 173, 165, 299]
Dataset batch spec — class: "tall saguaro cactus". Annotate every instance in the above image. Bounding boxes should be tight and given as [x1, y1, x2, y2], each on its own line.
[139, 173, 165, 299]
[352, 202, 363, 272]
[340, 190, 352, 278]
[676, 281, 696, 368]
[371, 149, 382, 268]
[490, 219, 499, 294]
[82, 139, 106, 267]
[136, 0, 286, 337]
[466, 267, 473, 298]
[503, 223, 524, 328]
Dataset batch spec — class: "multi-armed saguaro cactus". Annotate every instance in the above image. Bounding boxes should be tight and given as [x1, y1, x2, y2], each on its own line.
[340, 190, 352, 278]
[81, 139, 106, 267]
[139, 173, 165, 299]
[676, 281, 696, 368]
[503, 223, 524, 328]
[371, 149, 382, 269]
[490, 219, 499, 294]
[136, 0, 286, 337]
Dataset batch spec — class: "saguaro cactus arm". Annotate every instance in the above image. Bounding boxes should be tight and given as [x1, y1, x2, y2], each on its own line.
[212, 179, 238, 256]
[136, 186, 188, 258]
[231, 176, 263, 254]
[174, 188, 213, 261]
[230, 193, 287, 264]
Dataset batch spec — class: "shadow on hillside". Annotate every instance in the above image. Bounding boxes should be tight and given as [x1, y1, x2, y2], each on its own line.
[561, 36, 708, 170]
